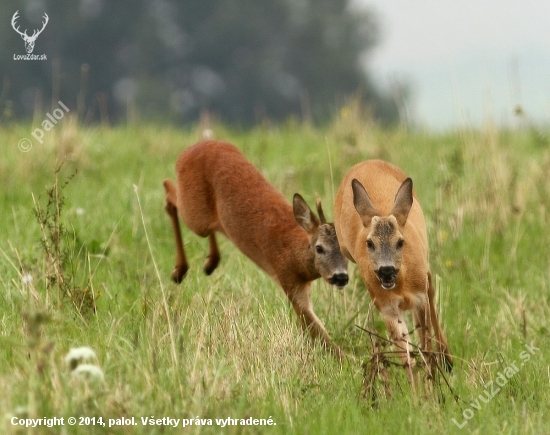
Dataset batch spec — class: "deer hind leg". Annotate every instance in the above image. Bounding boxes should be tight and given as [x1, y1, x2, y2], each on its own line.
[427, 272, 453, 372]
[163, 179, 188, 283]
[203, 233, 220, 275]
[413, 294, 435, 377]
[287, 283, 344, 359]
[413, 293, 431, 352]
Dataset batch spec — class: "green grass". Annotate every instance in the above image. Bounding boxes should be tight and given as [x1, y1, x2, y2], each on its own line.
[1, 111, 549, 434]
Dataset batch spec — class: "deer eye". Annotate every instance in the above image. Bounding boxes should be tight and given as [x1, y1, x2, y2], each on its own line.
[315, 245, 324, 254]
[396, 239, 404, 249]
[366, 239, 375, 250]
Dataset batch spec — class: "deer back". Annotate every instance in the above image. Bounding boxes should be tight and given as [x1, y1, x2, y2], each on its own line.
[175, 140, 329, 284]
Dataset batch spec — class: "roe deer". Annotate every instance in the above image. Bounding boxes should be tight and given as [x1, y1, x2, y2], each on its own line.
[163, 140, 349, 357]
[334, 159, 452, 372]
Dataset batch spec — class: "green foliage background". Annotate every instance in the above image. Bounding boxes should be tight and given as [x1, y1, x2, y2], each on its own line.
[1, 109, 550, 433]
[0, 0, 398, 124]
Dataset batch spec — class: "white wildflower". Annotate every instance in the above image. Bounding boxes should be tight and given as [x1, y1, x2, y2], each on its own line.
[12, 406, 28, 417]
[21, 273, 33, 284]
[71, 364, 104, 382]
[76, 208, 85, 216]
[8, 406, 28, 418]
[65, 346, 98, 371]
[4, 406, 29, 425]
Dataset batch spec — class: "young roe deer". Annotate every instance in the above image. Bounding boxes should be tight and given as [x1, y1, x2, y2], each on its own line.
[163, 140, 349, 357]
[334, 159, 452, 372]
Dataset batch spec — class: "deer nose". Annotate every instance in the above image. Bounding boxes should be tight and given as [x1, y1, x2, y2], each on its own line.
[330, 272, 349, 288]
[377, 266, 397, 280]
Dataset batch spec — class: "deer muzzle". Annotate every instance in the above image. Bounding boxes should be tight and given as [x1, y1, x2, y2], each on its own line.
[375, 266, 398, 290]
[328, 271, 349, 289]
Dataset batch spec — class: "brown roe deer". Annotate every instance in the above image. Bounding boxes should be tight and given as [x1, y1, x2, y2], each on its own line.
[163, 140, 349, 357]
[334, 159, 452, 372]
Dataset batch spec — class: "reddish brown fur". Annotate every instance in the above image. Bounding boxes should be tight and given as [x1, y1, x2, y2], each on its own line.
[163, 140, 348, 358]
[334, 159, 452, 372]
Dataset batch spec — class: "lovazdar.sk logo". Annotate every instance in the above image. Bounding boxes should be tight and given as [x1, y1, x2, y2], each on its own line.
[12, 10, 48, 60]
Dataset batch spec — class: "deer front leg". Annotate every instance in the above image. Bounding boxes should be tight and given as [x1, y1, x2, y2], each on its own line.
[163, 179, 188, 283]
[380, 304, 415, 377]
[287, 283, 344, 360]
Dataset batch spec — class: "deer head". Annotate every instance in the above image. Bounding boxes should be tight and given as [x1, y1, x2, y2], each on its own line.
[352, 177, 413, 290]
[293, 194, 349, 289]
[11, 11, 49, 54]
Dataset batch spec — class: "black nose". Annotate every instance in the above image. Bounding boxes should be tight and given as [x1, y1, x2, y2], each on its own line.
[377, 266, 396, 280]
[331, 272, 349, 287]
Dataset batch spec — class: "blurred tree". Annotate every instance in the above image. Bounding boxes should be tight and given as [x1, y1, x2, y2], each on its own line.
[0, 0, 400, 125]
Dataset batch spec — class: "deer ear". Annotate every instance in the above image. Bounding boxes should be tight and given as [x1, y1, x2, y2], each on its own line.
[390, 178, 413, 227]
[352, 179, 378, 227]
[293, 193, 320, 234]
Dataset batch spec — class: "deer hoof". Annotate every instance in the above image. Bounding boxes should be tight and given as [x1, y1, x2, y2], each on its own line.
[203, 255, 220, 276]
[171, 265, 188, 283]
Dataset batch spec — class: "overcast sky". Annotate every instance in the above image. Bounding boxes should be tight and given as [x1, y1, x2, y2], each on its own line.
[356, 0, 550, 129]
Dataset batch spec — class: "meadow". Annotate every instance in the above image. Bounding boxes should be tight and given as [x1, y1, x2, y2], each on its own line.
[1, 107, 549, 434]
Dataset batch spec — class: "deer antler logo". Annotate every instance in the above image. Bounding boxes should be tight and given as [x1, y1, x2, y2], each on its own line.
[11, 10, 49, 54]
